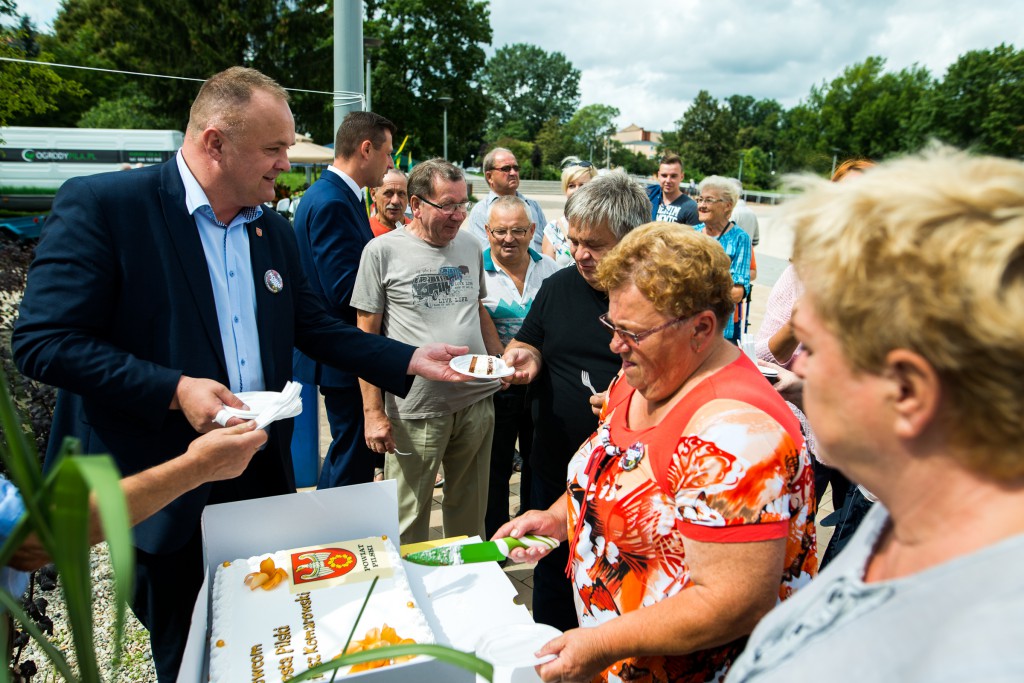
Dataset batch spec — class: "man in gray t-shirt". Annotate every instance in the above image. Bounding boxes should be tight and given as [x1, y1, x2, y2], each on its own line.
[352, 158, 500, 544]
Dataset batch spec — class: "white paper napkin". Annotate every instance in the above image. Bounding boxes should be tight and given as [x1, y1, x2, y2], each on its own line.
[213, 381, 303, 429]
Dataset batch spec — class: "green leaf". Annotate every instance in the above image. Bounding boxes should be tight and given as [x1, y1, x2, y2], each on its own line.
[0, 367, 43, 500]
[289, 643, 494, 683]
[0, 613, 9, 683]
[47, 459, 100, 682]
[0, 589, 77, 682]
[75, 455, 134, 675]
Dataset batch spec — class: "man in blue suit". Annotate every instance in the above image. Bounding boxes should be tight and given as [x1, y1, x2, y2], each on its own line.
[292, 111, 396, 489]
[11, 67, 467, 682]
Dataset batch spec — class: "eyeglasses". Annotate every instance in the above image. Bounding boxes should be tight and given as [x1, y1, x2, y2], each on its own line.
[696, 197, 729, 205]
[488, 227, 530, 239]
[598, 312, 690, 345]
[415, 195, 472, 215]
[491, 164, 520, 174]
[561, 160, 594, 169]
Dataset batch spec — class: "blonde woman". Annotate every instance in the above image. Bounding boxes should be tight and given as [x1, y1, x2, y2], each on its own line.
[541, 157, 598, 267]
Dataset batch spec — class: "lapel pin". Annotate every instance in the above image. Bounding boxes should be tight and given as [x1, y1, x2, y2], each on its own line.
[256, 226, 263, 237]
[264, 269, 284, 294]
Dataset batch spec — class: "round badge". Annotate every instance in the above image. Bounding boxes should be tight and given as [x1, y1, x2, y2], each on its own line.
[619, 441, 646, 471]
[264, 269, 284, 294]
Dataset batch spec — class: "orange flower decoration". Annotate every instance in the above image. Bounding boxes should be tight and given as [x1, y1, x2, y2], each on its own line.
[335, 623, 417, 672]
[243, 557, 288, 591]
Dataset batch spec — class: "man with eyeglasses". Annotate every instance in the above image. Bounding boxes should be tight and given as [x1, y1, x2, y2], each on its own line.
[499, 172, 652, 632]
[480, 195, 560, 540]
[352, 158, 502, 544]
[646, 152, 699, 226]
[465, 147, 547, 252]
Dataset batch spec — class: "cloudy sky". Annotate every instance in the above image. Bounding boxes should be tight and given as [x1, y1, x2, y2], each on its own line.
[14, 0, 1024, 132]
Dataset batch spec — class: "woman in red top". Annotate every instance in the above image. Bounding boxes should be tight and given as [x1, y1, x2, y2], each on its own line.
[498, 223, 816, 682]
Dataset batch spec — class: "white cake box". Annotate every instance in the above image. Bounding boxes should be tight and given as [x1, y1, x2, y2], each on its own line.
[179, 480, 535, 682]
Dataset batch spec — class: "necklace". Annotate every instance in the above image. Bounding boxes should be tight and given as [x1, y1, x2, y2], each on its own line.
[594, 420, 646, 472]
[704, 220, 732, 239]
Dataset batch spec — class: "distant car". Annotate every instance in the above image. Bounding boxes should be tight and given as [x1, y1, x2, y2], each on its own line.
[465, 166, 482, 174]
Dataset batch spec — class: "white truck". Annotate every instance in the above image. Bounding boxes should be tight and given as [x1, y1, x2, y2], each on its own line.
[0, 126, 184, 211]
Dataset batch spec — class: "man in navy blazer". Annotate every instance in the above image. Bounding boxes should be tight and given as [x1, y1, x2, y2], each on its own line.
[11, 67, 467, 682]
[292, 111, 396, 489]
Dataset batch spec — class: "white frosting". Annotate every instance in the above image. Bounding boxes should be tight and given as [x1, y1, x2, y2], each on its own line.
[208, 536, 432, 682]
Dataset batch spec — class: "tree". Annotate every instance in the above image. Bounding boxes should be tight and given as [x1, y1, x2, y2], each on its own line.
[737, 146, 771, 189]
[808, 56, 934, 162]
[931, 44, 1024, 157]
[41, 0, 493, 162]
[0, 13, 87, 130]
[676, 90, 737, 177]
[483, 43, 579, 140]
[564, 103, 619, 162]
[78, 91, 177, 129]
[361, 0, 492, 164]
[727, 96, 783, 153]
[776, 102, 827, 174]
[534, 116, 572, 174]
[45, 0, 281, 130]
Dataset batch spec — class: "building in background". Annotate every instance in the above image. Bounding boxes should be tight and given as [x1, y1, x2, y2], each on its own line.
[611, 124, 662, 159]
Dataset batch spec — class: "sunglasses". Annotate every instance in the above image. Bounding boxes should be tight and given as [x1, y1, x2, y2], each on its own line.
[492, 164, 520, 174]
[561, 160, 594, 170]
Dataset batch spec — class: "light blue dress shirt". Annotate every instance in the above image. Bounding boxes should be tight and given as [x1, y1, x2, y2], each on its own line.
[175, 152, 265, 393]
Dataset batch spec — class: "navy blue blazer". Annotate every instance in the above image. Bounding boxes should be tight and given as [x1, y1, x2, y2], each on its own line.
[291, 170, 374, 390]
[12, 159, 415, 554]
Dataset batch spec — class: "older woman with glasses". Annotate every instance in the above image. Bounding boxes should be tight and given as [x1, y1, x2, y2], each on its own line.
[542, 157, 599, 267]
[694, 176, 752, 343]
[497, 223, 816, 683]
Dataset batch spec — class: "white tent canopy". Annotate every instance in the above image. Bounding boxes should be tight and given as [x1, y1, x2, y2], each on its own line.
[287, 134, 334, 164]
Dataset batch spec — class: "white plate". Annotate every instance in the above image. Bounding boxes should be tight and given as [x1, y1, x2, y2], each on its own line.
[219, 391, 285, 419]
[476, 623, 562, 680]
[449, 354, 514, 379]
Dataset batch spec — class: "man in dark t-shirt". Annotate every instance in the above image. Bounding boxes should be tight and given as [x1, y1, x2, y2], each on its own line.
[501, 171, 652, 632]
[645, 152, 699, 226]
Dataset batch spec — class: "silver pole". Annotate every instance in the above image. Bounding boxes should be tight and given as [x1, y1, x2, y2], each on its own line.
[438, 96, 453, 161]
[333, 0, 364, 134]
[365, 54, 372, 112]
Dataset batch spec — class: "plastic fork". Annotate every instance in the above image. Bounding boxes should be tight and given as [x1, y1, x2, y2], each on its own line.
[581, 370, 598, 396]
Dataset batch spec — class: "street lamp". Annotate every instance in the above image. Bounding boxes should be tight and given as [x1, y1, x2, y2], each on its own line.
[363, 37, 383, 111]
[737, 150, 745, 184]
[831, 147, 841, 178]
[438, 96, 453, 160]
[769, 151, 775, 176]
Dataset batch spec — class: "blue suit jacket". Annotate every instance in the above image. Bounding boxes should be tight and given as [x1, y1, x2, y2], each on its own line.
[11, 159, 414, 554]
[291, 170, 374, 390]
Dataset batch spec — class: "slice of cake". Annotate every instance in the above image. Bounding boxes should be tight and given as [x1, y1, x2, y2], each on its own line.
[208, 536, 433, 681]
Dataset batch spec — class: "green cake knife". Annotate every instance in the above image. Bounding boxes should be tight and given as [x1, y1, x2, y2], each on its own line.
[403, 535, 559, 566]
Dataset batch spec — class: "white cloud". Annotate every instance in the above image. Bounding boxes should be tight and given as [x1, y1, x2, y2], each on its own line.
[489, 0, 1024, 131]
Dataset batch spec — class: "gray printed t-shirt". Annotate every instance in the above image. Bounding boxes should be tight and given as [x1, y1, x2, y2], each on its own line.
[351, 227, 498, 419]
